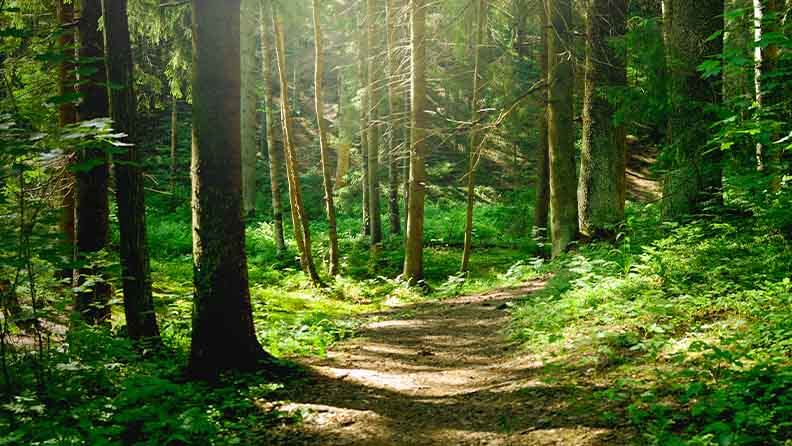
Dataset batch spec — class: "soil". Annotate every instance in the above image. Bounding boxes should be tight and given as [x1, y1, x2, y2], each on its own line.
[270, 281, 632, 446]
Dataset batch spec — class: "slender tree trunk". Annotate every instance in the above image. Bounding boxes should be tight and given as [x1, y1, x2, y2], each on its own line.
[753, 0, 782, 172]
[259, 1, 286, 256]
[312, 0, 340, 276]
[367, 0, 383, 245]
[336, 70, 352, 188]
[102, 0, 160, 343]
[461, 0, 487, 272]
[57, 0, 77, 283]
[403, 0, 427, 283]
[577, 0, 628, 240]
[661, 0, 724, 218]
[241, 0, 258, 217]
[75, 0, 111, 324]
[358, 13, 371, 236]
[271, 4, 322, 286]
[386, 0, 402, 235]
[170, 95, 178, 194]
[533, 1, 550, 237]
[546, 0, 578, 257]
[188, 0, 273, 380]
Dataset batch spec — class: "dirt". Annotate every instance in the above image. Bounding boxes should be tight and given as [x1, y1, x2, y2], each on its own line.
[270, 281, 632, 446]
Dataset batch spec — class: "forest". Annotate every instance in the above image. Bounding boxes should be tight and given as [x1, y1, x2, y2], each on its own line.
[1, 0, 791, 444]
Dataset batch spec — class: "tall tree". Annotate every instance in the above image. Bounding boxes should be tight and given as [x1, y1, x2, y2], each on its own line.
[662, 0, 724, 218]
[241, 0, 258, 217]
[403, 0, 427, 283]
[577, 0, 628, 239]
[188, 0, 274, 379]
[358, 12, 371, 236]
[367, 0, 383, 245]
[461, 0, 487, 272]
[259, 0, 286, 256]
[385, 0, 401, 235]
[546, 0, 578, 257]
[74, 0, 111, 324]
[753, 0, 782, 171]
[271, 4, 322, 286]
[533, 1, 550, 237]
[312, 0, 340, 276]
[102, 0, 160, 342]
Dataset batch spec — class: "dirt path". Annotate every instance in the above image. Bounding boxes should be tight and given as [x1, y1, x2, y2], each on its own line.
[271, 281, 629, 445]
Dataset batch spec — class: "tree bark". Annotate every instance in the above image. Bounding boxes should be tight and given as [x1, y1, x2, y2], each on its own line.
[358, 12, 371, 236]
[259, 1, 286, 256]
[75, 0, 112, 324]
[577, 0, 628, 239]
[271, 4, 322, 286]
[461, 0, 487, 272]
[661, 0, 724, 218]
[367, 0, 383, 245]
[57, 0, 77, 284]
[102, 0, 161, 343]
[753, 0, 782, 172]
[170, 95, 178, 194]
[188, 0, 273, 380]
[312, 0, 340, 276]
[386, 0, 402, 235]
[546, 0, 578, 257]
[403, 0, 427, 283]
[533, 1, 550, 237]
[241, 0, 258, 217]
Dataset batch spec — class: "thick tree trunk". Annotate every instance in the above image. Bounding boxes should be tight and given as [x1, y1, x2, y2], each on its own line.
[546, 0, 578, 257]
[386, 0, 401, 235]
[57, 0, 77, 283]
[272, 5, 322, 286]
[74, 0, 111, 324]
[577, 0, 628, 240]
[358, 13, 371, 236]
[102, 0, 160, 342]
[188, 0, 273, 380]
[533, 1, 550, 237]
[259, 2, 286, 256]
[241, 0, 258, 217]
[312, 0, 341, 276]
[367, 0, 383, 245]
[753, 0, 782, 172]
[661, 0, 724, 218]
[461, 0, 487, 272]
[403, 0, 427, 283]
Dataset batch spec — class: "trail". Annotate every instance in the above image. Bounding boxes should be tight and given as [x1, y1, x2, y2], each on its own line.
[271, 281, 631, 445]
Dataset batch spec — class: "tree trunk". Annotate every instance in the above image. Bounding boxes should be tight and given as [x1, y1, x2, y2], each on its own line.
[75, 0, 111, 324]
[358, 12, 371, 236]
[753, 0, 782, 172]
[188, 0, 273, 380]
[271, 4, 322, 286]
[546, 0, 578, 257]
[461, 0, 487, 272]
[403, 0, 427, 283]
[259, 1, 286, 256]
[241, 0, 258, 217]
[367, 0, 383, 245]
[57, 0, 77, 283]
[386, 0, 402, 235]
[312, 0, 341, 276]
[102, 0, 160, 343]
[577, 0, 628, 240]
[170, 95, 178, 194]
[661, 0, 724, 218]
[533, 1, 550, 237]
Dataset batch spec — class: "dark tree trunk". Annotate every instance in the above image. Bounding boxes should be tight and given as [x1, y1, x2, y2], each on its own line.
[74, 0, 111, 324]
[188, 0, 273, 380]
[533, 1, 550, 237]
[386, 0, 401, 235]
[102, 0, 161, 343]
[366, 0, 383, 245]
[57, 0, 77, 283]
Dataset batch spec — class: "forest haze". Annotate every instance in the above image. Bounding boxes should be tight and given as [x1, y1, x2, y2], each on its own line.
[1, 0, 791, 445]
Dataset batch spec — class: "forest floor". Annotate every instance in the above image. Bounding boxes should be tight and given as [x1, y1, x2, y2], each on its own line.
[270, 281, 633, 446]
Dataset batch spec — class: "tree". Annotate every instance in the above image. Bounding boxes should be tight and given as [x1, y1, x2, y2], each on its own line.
[188, 0, 274, 379]
[385, 0, 401, 235]
[461, 0, 487, 272]
[259, 0, 286, 256]
[753, 0, 782, 171]
[367, 0, 383, 245]
[533, 1, 550, 237]
[403, 0, 427, 283]
[74, 0, 111, 324]
[312, 0, 340, 276]
[662, 0, 724, 218]
[241, 0, 258, 217]
[102, 0, 160, 342]
[358, 12, 371, 236]
[546, 0, 578, 257]
[271, 3, 322, 286]
[577, 0, 628, 239]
